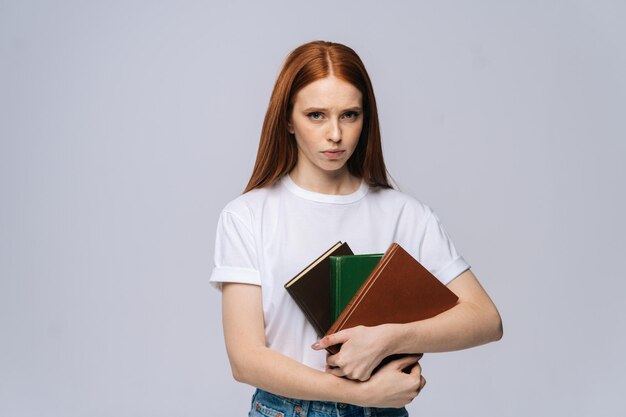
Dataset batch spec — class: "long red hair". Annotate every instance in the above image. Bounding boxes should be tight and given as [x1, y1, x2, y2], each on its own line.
[244, 41, 392, 193]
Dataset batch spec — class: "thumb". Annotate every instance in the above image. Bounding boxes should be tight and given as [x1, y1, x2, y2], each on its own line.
[389, 354, 421, 370]
[311, 330, 350, 350]
[409, 358, 423, 376]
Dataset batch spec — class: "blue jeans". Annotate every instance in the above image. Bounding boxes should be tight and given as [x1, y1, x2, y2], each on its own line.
[249, 388, 409, 417]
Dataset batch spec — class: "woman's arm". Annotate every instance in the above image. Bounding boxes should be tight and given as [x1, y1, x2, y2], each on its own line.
[221, 282, 426, 408]
[314, 269, 503, 380]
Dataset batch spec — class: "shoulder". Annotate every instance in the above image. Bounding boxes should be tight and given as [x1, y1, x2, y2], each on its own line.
[367, 185, 434, 220]
[218, 182, 280, 227]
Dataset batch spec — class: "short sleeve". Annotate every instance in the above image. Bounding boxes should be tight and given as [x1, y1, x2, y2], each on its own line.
[209, 210, 261, 290]
[419, 210, 470, 285]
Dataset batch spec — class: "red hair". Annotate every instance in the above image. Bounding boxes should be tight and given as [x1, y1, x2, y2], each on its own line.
[244, 41, 392, 193]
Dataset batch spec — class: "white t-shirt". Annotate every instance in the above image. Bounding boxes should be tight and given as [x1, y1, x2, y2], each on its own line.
[210, 174, 469, 371]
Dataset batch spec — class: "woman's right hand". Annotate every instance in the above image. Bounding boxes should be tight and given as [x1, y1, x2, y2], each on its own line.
[357, 355, 426, 408]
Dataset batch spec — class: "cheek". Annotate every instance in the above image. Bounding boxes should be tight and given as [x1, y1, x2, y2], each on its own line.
[293, 132, 315, 153]
[294, 125, 319, 144]
[347, 123, 363, 142]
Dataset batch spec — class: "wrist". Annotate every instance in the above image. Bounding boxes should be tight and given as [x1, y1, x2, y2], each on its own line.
[323, 371, 367, 406]
[345, 378, 370, 407]
[380, 323, 404, 356]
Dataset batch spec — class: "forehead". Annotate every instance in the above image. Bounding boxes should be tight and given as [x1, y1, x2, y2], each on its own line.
[293, 76, 362, 108]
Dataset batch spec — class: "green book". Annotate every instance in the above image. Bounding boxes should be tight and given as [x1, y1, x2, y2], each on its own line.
[329, 254, 383, 323]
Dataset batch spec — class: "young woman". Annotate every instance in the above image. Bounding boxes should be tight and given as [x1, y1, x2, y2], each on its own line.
[210, 40, 502, 416]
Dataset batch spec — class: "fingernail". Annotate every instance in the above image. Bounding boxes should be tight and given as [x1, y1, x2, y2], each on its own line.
[311, 342, 320, 349]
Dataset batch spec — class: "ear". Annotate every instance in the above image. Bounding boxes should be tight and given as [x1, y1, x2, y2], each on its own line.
[287, 119, 294, 134]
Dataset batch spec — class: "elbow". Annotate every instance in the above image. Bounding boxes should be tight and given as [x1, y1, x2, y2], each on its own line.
[231, 366, 246, 383]
[493, 319, 503, 342]
[489, 308, 504, 342]
[472, 301, 503, 343]
[229, 357, 249, 383]
[467, 301, 503, 344]
[227, 349, 259, 384]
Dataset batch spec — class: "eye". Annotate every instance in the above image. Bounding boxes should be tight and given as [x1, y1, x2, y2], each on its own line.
[307, 112, 324, 120]
[341, 111, 360, 120]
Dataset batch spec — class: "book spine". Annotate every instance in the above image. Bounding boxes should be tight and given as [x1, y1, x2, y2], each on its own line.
[330, 257, 337, 324]
[327, 244, 399, 336]
[331, 257, 344, 323]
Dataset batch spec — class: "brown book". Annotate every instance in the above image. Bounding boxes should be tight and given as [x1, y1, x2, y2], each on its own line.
[325, 242, 459, 354]
[284, 241, 353, 337]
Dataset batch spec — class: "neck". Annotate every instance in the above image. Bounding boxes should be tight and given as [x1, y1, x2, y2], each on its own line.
[289, 166, 361, 195]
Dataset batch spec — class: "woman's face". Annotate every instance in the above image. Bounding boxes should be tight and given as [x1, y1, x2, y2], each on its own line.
[288, 76, 363, 177]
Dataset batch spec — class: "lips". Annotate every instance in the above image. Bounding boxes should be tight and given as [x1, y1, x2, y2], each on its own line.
[321, 150, 344, 159]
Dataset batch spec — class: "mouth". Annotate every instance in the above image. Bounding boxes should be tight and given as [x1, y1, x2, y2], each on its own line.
[321, 149, 345, 159]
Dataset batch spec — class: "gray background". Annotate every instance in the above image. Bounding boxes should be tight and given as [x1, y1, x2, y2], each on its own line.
[1, 1, 625, 416]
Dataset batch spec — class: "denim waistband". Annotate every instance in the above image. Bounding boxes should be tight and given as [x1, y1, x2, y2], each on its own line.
[250, 388, 409, 417]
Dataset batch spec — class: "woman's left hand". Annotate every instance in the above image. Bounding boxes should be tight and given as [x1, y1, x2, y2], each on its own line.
[312, 324, 396, 381]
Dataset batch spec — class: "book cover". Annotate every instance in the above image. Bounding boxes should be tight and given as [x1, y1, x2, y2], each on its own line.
[284, 241, 353, 337]
[325, 242, 459, 354]
[330, 254, 383, 323]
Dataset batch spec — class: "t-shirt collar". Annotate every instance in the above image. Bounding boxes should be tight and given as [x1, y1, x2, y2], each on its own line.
[281, 174, 369, 204]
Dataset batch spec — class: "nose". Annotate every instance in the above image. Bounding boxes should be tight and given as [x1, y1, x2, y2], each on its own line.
[328, 119, 342, 143]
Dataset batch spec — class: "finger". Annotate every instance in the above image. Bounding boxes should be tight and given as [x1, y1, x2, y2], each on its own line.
[312, 330, 349, 350]
[326, 366, 346, 378]
[409, 360, 422, 376]
[326, 354, 340, 368]
[416, 375, 427, 394]
[389, 355, 421, 370]
[353, 370, 372, 382]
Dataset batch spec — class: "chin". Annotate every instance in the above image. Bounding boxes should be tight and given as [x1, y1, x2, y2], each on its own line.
[317, 163, 347, 173]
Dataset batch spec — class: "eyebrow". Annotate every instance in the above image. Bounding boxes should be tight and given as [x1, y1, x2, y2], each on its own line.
[302, 106, 362, 113]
